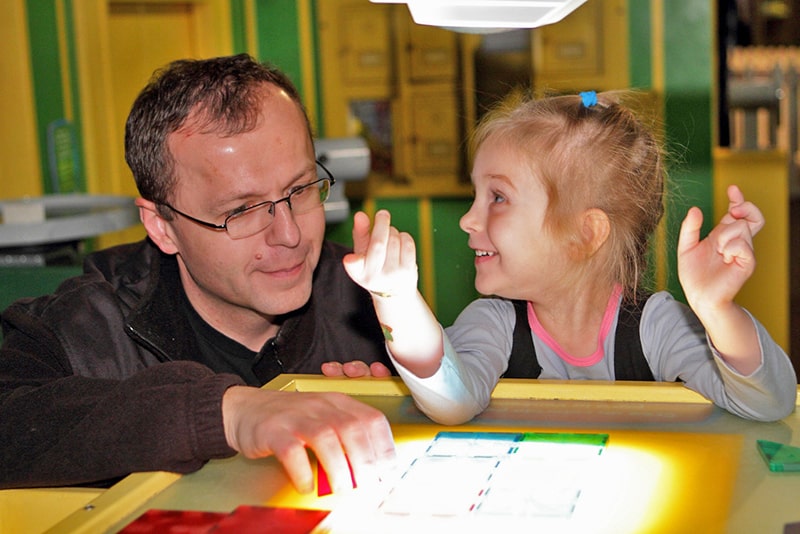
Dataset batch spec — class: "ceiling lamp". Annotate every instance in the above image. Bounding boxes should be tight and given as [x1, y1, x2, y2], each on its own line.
[369, 0, 589, 31]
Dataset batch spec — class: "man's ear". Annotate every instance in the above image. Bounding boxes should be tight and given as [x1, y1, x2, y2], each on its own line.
[581, 208, 610, 258]
[136, 198, 179, 255]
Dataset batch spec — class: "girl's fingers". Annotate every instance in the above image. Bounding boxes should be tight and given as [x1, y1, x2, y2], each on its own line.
[677, 206, 703, 256]
[351, 211, 372, 255]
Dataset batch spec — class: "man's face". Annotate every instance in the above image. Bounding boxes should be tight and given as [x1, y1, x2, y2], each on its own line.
[163, 85, 325, 335]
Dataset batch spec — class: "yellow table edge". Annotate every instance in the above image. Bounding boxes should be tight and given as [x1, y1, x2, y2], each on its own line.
[264, 374, 716, 404]
[34, 378, 800, 533]
[41, 471, 180, 533]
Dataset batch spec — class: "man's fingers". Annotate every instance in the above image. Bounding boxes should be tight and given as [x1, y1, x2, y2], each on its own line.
[325, 361, 393, 378]
[308, 427, 354, 494]
[341, 360, 371, 378]
[369, 361, 393, 378]
[270, 437, 315, 494]
[308, 401, 394, 493]
[321, 361, 345, 377]
[336, 409, 396, 488]
[223, 389, 395, 496]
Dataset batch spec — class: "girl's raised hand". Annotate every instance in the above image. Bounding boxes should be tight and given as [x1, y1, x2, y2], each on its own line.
[342, 210, 419, 298]
[677, 185, 762, 314]
[343, 210, 444, 378]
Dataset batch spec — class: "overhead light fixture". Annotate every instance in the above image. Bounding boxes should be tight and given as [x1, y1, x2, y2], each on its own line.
[370, 0, 589, 32]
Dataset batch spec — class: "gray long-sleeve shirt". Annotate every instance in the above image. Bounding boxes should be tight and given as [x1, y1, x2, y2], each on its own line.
[391, 292, 797, 425]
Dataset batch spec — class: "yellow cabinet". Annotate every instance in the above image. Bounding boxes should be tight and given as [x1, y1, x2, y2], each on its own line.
[405, 22, 458, 82]
[533, 0, 628, 91]
[318, 0, 469, 197]
[319, 0, 629, 196]
[340, 4, 393, 86]
[407, 88, 460, 176]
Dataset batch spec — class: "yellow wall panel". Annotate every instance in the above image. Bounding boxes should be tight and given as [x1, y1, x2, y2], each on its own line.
[0, 0, 43, 200]
[713, 148, 789, 352]
[107, 3, 198, 199]
[73, 0, 232, 248]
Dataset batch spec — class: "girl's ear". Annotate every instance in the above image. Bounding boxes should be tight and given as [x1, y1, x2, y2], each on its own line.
[135, 198, 179, 255]
[581, 208, 610, 258]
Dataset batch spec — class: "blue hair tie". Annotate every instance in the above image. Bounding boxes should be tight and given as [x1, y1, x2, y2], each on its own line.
[580, 91, 598, 108]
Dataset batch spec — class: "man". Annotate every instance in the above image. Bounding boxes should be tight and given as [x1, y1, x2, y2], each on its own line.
[0, 54, 395, 494]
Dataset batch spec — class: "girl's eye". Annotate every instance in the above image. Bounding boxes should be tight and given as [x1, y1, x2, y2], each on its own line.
[491, 191, 506, 204]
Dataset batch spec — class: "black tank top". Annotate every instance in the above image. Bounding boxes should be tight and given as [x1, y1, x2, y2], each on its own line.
[504, 298, 655, 381]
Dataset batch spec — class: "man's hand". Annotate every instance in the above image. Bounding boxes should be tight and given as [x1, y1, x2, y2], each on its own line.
[222, 386, 396, 494]
[321, 361, 393, 378]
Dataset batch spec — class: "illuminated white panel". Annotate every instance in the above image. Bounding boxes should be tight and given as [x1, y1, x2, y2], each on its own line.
[369, 0, 588, 30]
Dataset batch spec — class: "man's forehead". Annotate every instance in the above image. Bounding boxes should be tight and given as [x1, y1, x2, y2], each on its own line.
[192, 90, 305, 135]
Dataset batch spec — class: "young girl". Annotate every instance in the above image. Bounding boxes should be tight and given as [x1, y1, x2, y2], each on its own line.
[331, 91, 797, 425]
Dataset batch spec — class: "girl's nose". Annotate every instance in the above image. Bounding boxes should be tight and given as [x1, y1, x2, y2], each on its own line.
[459, 203, 479, 234]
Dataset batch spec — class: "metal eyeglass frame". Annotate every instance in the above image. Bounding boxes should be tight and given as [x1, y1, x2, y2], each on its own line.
[161, 160, 336, 239]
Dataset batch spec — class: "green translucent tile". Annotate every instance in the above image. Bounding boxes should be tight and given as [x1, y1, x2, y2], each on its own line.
[756, 440, 800, 472]
[521, 432, 609, 448]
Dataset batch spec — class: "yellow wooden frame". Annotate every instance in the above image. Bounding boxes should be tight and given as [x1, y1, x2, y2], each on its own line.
[71, 0, 232, 198]
[264, 374, 711, 403]
[0, 0, 43, 199]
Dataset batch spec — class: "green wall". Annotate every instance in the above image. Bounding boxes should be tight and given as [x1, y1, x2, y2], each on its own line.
[628, 0, 652, 88]
[627, 1, 715, 302]
[255, 0, 304, 92]
[26, 0, 85, 194]
[662, 1, 715, 301]
[0, 266, 82, 317]
[431, 199, 479, 325]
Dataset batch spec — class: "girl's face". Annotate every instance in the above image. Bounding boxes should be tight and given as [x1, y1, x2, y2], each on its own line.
[460, 139, 567, 300]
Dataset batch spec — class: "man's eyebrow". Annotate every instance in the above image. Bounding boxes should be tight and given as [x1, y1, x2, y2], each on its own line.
[293, 165, 319, 183]
[216, 166, 317, 207]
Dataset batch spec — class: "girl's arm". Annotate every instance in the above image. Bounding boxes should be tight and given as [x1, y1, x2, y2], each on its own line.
[342, 210, 444, 378]
[676, 184, 765, 375]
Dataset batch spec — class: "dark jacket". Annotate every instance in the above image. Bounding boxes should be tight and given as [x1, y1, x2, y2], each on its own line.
[0, 239, 390, 489]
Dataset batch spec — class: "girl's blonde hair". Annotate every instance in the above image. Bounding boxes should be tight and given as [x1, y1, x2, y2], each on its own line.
[470, 91, 666, 302]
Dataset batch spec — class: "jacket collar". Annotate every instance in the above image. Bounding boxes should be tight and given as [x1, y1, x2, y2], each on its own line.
[124, 242, 199, 362]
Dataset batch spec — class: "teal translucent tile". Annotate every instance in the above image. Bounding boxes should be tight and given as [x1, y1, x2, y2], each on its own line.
[756, 440, 800, 472]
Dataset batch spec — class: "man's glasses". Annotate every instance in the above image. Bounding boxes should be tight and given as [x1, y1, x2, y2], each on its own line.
[162, 161, 336, 240]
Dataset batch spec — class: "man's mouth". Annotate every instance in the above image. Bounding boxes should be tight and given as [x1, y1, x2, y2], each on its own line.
[263, 261, 304, 277]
